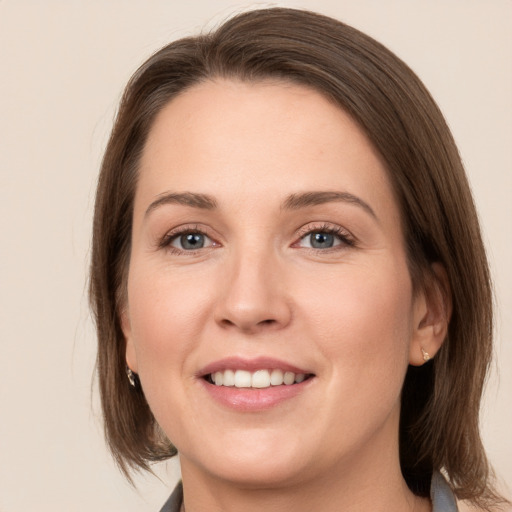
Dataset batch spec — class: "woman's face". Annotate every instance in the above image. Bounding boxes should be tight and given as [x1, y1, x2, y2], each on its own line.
[123, 80, 428, 487]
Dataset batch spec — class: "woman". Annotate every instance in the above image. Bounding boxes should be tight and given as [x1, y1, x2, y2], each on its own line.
[89, 8, 508, 511]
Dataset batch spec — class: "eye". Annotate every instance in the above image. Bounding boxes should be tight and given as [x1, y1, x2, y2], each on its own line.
[294, 224, 355, 251]
[170, 232, 213, 251]
[302, 231, 339, 249]
[174, 233, 211, 251]
[158, 226, 218, 253]
[300, 231, 342, 249]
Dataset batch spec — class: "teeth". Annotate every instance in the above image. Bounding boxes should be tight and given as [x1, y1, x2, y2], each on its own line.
[223, 369, 235, 386]
[210, 369, 309, 388]
[234, 370, 252, 388]
[251, 369, 270, 388]
[214, 372, 223, 386]
[270, 369, 284, 386]
[283, 371, 295, 385]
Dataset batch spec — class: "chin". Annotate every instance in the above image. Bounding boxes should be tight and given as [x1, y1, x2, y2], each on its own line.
[180, 428, 315, 488]
[208, 458, 311, 489]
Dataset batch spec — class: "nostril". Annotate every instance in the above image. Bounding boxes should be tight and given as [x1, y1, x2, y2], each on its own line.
[218, 317, 278, 331]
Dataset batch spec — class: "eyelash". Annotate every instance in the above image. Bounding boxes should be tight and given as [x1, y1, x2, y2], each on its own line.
[158, 224, 217, 254]
[158, 223, 356, 254]
[294, 223, 356, 250]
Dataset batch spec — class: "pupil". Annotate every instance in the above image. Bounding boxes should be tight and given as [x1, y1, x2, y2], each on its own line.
[181, 233, 204, 250]
[311, 232, 334, 248]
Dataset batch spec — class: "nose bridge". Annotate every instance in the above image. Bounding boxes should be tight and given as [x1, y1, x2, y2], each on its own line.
[215, 238, 291, 332]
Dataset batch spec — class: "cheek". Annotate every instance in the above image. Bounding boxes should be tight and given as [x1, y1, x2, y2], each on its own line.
[126, 263, 213, 375]
[124, 265, 217, 437]
[297, 259, 414, 391]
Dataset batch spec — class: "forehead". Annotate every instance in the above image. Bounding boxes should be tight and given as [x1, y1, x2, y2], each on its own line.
[136, 79, 399, 222]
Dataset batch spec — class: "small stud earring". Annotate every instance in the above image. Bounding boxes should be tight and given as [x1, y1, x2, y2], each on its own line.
[126, 366, 138, 387]
[421, 348, 431, 362]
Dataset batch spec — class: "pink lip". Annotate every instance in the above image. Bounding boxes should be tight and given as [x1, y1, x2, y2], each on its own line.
[197, 357, 315, 412]
[198, 356, 311, 377]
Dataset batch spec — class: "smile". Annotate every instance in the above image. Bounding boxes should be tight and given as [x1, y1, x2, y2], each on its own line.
[206, 369, 312, 388]
[199, 357, 316, 410]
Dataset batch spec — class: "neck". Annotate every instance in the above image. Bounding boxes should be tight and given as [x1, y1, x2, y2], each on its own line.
[178, 413, 432, 512]
[180, 461, 429, 512]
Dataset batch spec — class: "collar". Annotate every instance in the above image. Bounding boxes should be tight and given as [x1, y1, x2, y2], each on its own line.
[160, 472, 459, 512]
[431, 471, 459, 511]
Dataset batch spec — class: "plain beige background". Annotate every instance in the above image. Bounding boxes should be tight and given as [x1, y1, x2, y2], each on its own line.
[0, 1, 510, 510]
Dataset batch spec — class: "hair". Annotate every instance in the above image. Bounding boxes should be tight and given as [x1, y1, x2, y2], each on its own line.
[89, 7, 506, 509]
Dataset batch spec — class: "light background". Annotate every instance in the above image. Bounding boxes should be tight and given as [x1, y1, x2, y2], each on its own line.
[0, 1, 510, 510]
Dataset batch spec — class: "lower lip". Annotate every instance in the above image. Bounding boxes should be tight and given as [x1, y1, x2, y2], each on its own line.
[200, 378, 314, 411]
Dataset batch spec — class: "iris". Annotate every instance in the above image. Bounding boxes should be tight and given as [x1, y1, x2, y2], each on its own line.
[180, 233, 205, 250]
[310, 232, 335, 249]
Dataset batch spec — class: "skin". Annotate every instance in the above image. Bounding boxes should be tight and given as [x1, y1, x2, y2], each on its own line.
[122, 80, 448, 512]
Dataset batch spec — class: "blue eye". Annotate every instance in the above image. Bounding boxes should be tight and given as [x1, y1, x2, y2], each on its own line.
[170, 232, 213, 250]
[309, 232, 335, 249]
[297, 227, 353, 250]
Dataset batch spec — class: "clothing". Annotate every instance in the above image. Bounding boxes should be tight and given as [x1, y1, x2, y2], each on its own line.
[159, 472, 459, 512]
[431, 472, 459, 512]
[160, 482, 182, 512]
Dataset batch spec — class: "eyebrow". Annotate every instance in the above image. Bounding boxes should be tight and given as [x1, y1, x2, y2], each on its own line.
[144, 190, 377, 221]
[282, 191, 377, 220]
[145, 192, 217, 218]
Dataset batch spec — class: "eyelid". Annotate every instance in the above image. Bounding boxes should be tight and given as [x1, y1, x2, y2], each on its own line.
[158, 223, 220, 252]
[156, 221, 355, 253]
[293, 222, 356, 249]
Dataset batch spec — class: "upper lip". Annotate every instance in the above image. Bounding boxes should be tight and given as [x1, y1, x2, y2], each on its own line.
[198, 356, 313, 377]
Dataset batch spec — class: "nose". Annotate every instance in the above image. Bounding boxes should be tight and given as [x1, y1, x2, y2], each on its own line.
[214, 246, 292, 334]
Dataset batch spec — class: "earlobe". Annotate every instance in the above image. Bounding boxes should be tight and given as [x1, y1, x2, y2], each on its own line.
[121, 307, 138, 373]
[409, 263, 452, 366]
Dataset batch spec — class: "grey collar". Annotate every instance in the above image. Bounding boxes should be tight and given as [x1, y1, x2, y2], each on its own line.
[160, 472, 459, 512]
[431, 471, 459, 512]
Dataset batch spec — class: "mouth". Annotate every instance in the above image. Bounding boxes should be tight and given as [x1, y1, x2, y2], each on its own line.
[204, 368, 314, 388]
[198, 357, 316, 410]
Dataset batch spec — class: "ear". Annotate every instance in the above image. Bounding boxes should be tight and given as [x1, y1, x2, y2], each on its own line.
[409, 263, 452, 366]
[121, 306, 138, 373]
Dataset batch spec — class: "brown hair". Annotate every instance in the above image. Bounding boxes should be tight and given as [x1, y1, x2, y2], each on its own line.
[89, 7, 505, 508]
